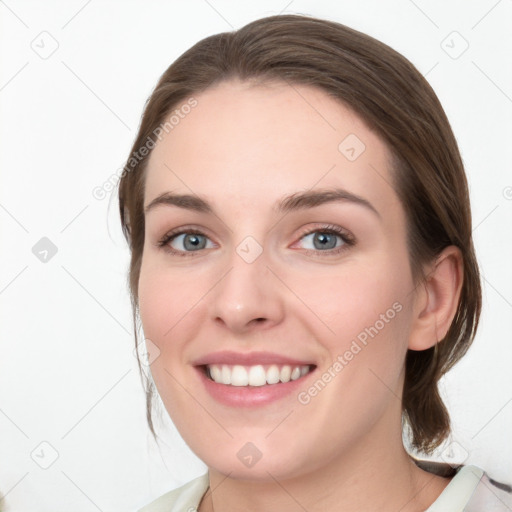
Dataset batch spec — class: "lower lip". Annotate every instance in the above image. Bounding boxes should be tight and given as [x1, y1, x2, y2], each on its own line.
[195, 366, 315, 407]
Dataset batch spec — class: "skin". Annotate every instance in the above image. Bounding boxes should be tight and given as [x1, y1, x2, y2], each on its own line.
[138, 79, 463, 511]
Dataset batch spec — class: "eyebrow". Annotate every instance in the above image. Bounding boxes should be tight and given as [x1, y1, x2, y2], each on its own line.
[144, 187, 381, 219]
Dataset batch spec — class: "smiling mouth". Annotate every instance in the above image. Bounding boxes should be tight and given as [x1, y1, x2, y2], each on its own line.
[201, 363, 316, 387]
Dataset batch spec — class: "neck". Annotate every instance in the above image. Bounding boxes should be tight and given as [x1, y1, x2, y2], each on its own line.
[198, 415, 450, 512]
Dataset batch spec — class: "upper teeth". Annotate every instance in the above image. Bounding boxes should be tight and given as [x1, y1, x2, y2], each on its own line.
[207, 364, 311, 386]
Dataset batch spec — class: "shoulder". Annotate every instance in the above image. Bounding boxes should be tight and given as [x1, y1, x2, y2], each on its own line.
[137, 473, 209, 512]
[463, 466, 512, 511]
[418, 462, 512, 511]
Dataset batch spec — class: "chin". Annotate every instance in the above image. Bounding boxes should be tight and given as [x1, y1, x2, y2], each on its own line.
[196, 443, 314, 482]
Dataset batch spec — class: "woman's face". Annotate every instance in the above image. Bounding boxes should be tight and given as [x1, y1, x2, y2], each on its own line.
[139, 79, 421, 479]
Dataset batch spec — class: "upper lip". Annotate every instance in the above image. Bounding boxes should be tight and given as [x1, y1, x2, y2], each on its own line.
[192, 350, 316, 367]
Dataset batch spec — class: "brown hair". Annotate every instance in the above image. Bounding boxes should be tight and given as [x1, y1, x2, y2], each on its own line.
[118, 14, 481, 454]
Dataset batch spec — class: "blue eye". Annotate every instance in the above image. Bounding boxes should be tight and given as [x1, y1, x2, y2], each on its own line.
[157, 224, 355, 257]
[158, 230, 214, 256]
[299, 230, 344, 251]
[293, 224, 355, 256]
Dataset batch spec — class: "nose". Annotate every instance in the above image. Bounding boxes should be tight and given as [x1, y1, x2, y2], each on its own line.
[209, 243, 285, 335]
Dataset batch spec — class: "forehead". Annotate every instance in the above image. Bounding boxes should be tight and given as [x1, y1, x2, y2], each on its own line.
[144, 79, 401, 219]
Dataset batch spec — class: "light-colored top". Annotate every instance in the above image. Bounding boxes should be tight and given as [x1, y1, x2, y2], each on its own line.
[137, 461, 512, 511]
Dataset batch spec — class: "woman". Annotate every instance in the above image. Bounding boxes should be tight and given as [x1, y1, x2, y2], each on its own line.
[118, 14, 511, 511]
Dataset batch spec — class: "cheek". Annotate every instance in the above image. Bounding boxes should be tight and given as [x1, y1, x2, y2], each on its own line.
[302, 255, 413, 386]
[138, 241, 207, 333]
[295, 270, 412, 444]
[137, 260, 197, 358]
[137, 264, 196, 410]
[138, 270, 176, 343]
[301, 259, 409, 338]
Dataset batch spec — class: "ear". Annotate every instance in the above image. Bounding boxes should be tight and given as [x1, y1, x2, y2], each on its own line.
[408, 246, 464, 351]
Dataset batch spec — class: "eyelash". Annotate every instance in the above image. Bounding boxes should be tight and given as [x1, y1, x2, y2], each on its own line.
[156, 224, 356, 258]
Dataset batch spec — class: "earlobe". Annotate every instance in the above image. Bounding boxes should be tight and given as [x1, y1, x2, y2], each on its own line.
[408, 246, 464, 351]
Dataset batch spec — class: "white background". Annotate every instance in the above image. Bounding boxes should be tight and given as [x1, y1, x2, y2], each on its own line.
[1, 0, 511, 510]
